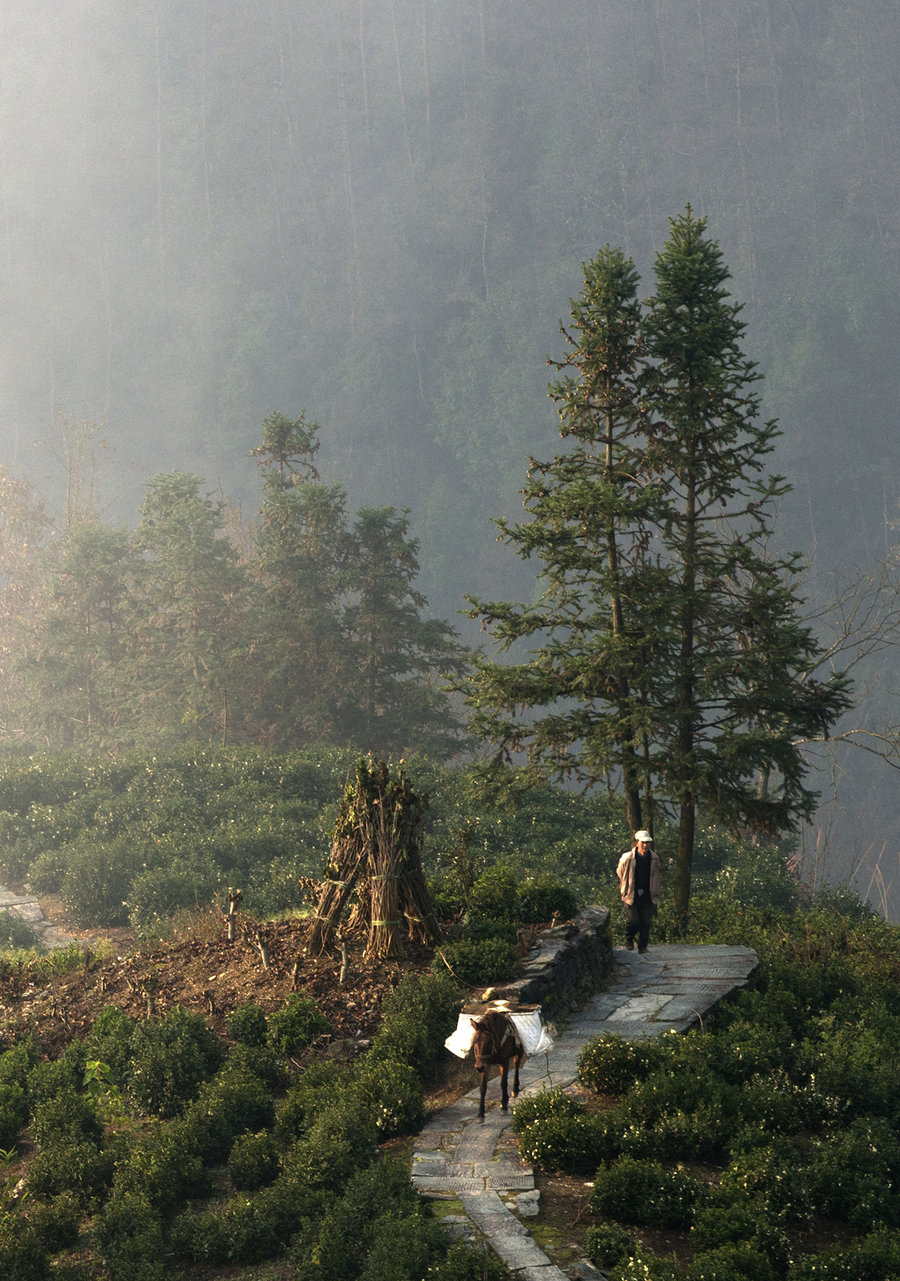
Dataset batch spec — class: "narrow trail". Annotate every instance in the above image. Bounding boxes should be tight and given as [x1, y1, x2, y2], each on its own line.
[413, 943, 759, 1280]
[0, 886, 82, 949]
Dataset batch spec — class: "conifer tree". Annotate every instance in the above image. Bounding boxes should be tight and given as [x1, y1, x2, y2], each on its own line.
[642, 208, 850, 918]
[464, 214, 850, 920]
[463, 246, 669, 829]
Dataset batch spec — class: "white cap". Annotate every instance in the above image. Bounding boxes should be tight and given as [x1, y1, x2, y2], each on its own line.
[634, 830, 653, 844]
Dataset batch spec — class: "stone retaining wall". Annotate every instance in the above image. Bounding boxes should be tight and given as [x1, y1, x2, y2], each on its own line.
[492, 905, 614, 1017]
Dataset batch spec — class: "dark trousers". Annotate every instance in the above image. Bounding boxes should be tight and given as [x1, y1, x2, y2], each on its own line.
[624, 896, 654, 950]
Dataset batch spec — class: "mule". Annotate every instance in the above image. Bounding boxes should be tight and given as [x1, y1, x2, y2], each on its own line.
[470, 1009, 524, 1119]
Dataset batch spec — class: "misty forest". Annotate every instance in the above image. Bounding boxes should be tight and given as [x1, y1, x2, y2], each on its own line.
[1, 0, 898, 907]
[3, 5, 900, 1281]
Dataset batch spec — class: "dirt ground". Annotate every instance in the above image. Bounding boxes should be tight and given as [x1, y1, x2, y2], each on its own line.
[0, 901, 439, 1058]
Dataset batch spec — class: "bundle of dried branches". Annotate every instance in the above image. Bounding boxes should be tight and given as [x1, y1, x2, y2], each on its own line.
[308, 756, 441, 959]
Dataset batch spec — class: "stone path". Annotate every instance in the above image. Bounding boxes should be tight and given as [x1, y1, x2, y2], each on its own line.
[412, 943, 759, 1281]
[0, 887, 79, 949]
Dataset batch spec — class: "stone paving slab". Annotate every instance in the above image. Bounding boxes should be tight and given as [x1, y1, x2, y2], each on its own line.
[414, 942, 757, 1278]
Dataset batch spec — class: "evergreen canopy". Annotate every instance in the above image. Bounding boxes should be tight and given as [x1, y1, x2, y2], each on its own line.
[463, 209, 851, 918]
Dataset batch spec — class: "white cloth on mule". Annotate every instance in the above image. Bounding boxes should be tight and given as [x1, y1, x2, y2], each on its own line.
[443, 1006, 553, 1059]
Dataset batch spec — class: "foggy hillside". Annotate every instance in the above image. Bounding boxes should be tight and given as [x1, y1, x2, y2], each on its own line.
[1, 2, 898, 899]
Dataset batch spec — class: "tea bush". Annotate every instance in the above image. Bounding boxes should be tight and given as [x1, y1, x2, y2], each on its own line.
[806, 1116, 900, 1230]
[691, 1196, 791, 1273]
[227, 1129, 280, 1190]
[0, 1082, 28, 1149]
[111, 1120, 210, 1211]
[467, 864, 518, 919]
[59, 834, 148, 928]
[355, 1212, 450, 1281]
[578, 1033, 668, 1096]
[350, 1054, 424, 1139]
[180, 1061, 276, 1163]
[27, 1139, 115, 1207]
[225, 1000, 268, 1047]
[0, 1215, 51, 1281]
[787, 1230, 900, 1281]
[512, 1088, 616, 1173]
[0, 909, 42, 951]
[266, 992, 331, 1057]
[94, 1189, 166, 1281]
[719, 1137, 812, 1225]
[585, 1222, 639, 1269]
[591, 1155, 700, 1230]
[515, 875, 578, 923]
[29, 1090, 103, 1148]
[293, 1155, 420, 1281]
[124, 1005, 224, 1117]
[275, 1060, 349, 1142]
[368, 971, 462, 1079]
[686, 1244, 779, 1281]
[435, 936, 518, 987]
[282, 1089, 379, 1194]
[26, 1193, 81, 1255]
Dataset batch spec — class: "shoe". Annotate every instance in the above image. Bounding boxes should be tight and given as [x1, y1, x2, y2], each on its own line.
[638, 946, 648, 954]
[625, 940, 634, 950]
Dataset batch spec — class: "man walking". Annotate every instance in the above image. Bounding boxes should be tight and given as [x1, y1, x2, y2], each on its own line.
[617, 830, 661, 954]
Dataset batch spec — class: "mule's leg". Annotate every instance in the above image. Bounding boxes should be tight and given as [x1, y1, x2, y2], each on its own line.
[512, 1053, 521, 1101]
[499, 1061, 510, 1112]
[478, 1068, 488, 1119]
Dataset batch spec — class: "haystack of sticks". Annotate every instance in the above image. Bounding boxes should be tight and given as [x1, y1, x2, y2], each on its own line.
[307, 756, 441, 960]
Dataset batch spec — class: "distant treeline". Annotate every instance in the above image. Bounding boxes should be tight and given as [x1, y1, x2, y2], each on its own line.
[0, 414, 468, 759]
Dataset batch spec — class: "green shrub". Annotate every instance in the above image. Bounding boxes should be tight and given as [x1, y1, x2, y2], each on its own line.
[578, 1033, 667, 1095]
[124, 1005, 223, 1117]
[228, 1129, 280, 1190]
[112, 1120, 210, 1211]
[26, 1193, 81, 1255]
[591, 1155, 700, 1230]
[449, 913, 517, 944]
[181, 1062, 276, 1164]
[512, 1089, 615, 1173]
[266, 992, 331, 1057]
[720, 1138, 812, 1225]
[686, 1244, 779, 1281]
[0, 1216, 50, 1281]
[434, 936, 518, 987]
[585, 1222, 639, 1269]
[173, 1175, 310, 1266]
[275, 1060, 350, 1142]
[426, 1241, 510, 1281]
[692, 1196, 790, 1272]
[225, 1000, 268, 1047]
[29, 1089, 102, 1148]
[283, 1091, 379, 1193]
[787, 1230, 900, 1281]
[0, 910, 42, 952]
[369, 971, 462, 1080]
[357, 1212, 449, 1281]
[294, 1155, 420, 1281]
[94, 1189, 166, 1281]
[0, 1082, 28, 1149]
[515, 875, 577, 923]
[27, 1139, 114, 1206]
[350, 1054, 424, 1139]
[225, 1040, 286, 1090]
[807, 1116, 900, 1230]
[84, 1006, 134, 1087]
[468, 864, 519, 920]
[59, 835, 146, 928]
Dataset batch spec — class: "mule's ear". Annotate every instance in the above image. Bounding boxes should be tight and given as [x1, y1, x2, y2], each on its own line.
[470, 1018, 481, 1030]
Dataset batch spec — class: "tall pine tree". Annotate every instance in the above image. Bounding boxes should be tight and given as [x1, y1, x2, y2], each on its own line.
[464, 214, 850, 919]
